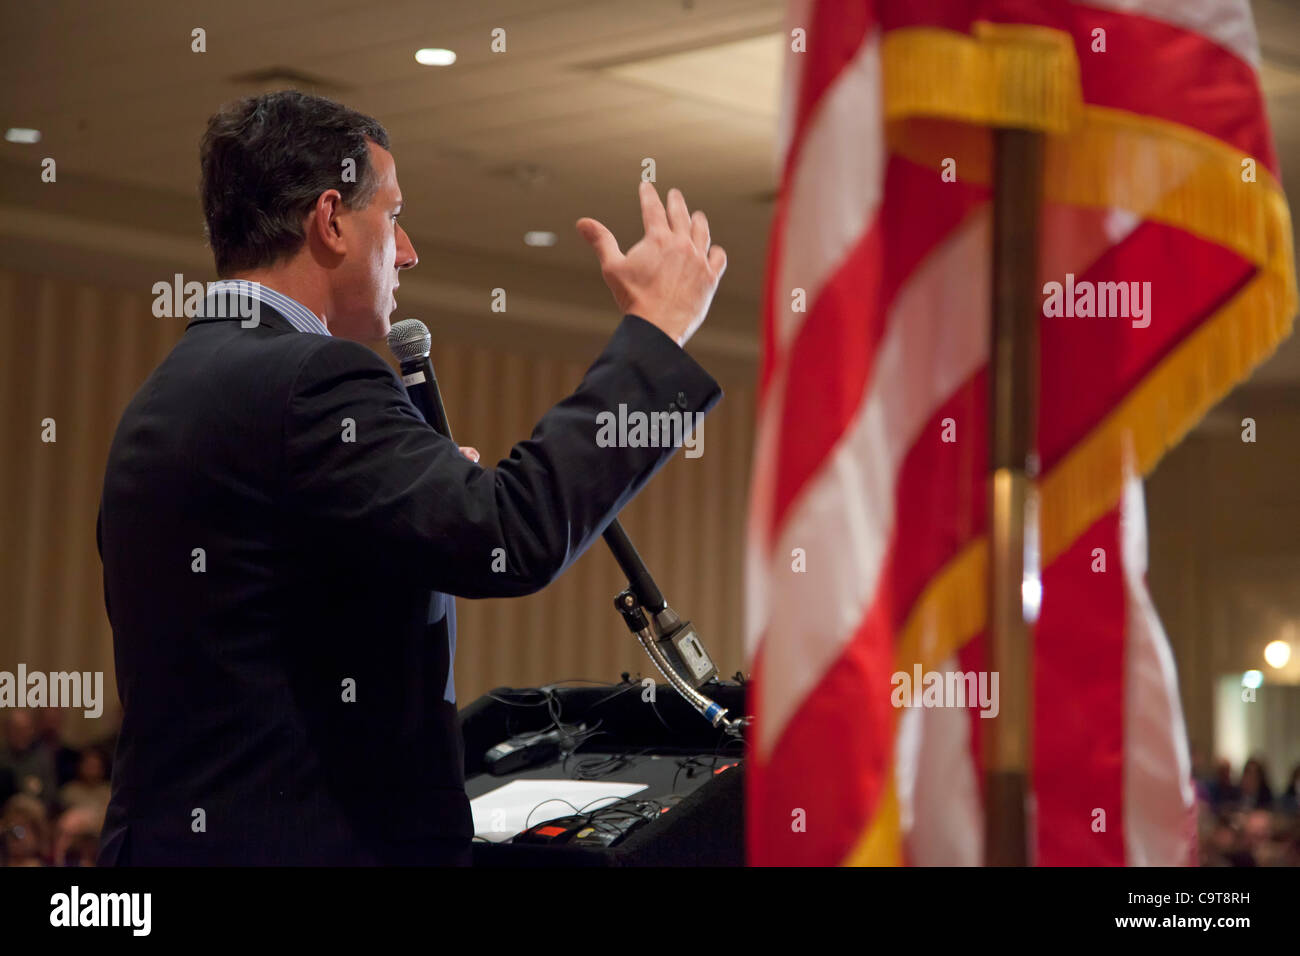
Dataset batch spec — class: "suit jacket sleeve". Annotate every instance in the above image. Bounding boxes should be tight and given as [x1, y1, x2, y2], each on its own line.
[283, 314, 722, 599]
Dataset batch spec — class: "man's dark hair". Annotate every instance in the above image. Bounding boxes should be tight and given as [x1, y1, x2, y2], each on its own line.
[200, 90, 390, 276]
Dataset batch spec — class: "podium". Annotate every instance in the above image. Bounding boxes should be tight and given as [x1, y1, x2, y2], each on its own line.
[460, 679, 746, 866]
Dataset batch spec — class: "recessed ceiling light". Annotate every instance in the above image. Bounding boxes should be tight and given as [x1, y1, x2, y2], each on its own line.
[524, 231, 558, 248]
[5, 128, 41, 144]
[415, 48, 457, 66]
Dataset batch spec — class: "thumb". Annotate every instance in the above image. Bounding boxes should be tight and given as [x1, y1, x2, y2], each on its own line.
[576, 217, 622, 268]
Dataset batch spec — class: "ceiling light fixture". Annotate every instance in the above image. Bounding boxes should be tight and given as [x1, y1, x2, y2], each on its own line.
[415, 48, 457, 66]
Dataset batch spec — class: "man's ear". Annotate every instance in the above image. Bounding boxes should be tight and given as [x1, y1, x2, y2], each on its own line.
[308, 189, 347, 256]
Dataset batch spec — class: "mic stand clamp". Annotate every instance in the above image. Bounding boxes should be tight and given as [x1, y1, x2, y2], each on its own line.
[614, 590, 747, 737]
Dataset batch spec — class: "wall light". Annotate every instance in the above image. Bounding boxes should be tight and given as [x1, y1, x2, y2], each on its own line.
[1264, 640, 1291, 669]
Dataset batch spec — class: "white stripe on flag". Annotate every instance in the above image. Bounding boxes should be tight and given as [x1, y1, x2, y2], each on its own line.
[1120, 457, 1197, 866]
[896, 656, 984, 866]
[774, 32, 884, 353]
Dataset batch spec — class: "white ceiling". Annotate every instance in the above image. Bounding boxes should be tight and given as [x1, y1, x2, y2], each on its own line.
[2, 0, 1299, 385]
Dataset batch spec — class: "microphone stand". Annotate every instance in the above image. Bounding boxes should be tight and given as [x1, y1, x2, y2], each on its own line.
[604, 520, 747, 736]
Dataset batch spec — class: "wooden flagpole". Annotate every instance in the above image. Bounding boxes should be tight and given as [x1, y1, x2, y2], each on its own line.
[984, 127, 1045, 867]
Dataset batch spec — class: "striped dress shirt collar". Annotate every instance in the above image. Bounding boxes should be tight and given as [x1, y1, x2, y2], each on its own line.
[205, 279, 331, 336]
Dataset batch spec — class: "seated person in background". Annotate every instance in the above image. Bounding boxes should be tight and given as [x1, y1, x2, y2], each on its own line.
[1, 793, 50, 866]
[52, 805, 103, 867]
[1239, 757, 1275, 811]
[58, 747, 111, 817]
[1278, 764, 1300, 814]
[37, 708, 84, 789]
[0, 712, 56, 805]
[1206, 758, 1240, 810]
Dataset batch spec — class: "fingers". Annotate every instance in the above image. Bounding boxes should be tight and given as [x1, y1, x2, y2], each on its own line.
[666, 187, 692, 236]
[459, 446, 480, 463]
[690, 209, 710, 253]
[707, 244, 727, 279]
[638, 180, 670, 235]
[575, 217, 623, 269]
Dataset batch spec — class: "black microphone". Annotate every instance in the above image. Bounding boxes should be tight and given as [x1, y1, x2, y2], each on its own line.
[387, 318, 454, 441]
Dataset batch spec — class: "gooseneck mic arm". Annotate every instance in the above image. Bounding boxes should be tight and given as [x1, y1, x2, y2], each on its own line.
[386, 318, 747, 737]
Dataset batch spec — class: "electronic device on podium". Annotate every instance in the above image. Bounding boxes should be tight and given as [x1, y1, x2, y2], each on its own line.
[389, 319, 751, 866]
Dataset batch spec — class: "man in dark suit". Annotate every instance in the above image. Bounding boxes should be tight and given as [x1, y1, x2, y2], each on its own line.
[96, 91, 726, 865]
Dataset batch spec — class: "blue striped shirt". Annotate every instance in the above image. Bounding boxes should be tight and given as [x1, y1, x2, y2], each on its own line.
[205, 279, 331, 336]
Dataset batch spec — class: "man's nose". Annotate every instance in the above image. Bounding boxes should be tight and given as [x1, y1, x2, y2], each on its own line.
[396, 223, 418, 270]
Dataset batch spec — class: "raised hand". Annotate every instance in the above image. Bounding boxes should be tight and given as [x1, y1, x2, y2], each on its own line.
[576, 181, 726, 347]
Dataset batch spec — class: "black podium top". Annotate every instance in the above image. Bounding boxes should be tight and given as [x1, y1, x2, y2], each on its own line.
[460, 679, 747, 866]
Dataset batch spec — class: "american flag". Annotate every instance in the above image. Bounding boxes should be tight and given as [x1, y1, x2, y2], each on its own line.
[745, 0, 1296, 866]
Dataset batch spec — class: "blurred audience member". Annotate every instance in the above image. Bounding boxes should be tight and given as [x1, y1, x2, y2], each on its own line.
[1190, 743, 1214, 807]
[1, 793, 50, 866]
[0, 711, 56, 804]
[1206, 758, 1240, 810]
[58, 747, 111, 817]
[37, 708, 84, 789]
[1202, 812, 1255, 867]
[1279, 764, 1300, 814]
[1239, 757, 1275, 810]
[1241, 809, 1285, 866]
[51, 805, 102, 867]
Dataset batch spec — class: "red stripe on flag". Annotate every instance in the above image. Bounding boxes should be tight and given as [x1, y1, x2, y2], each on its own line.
[1035, 507, 1127, 866]
[747, 592, 897, 865]
[886, 369, 988, 616]
[1037, 222, 1254, 471]
[1070, 7, 1278, 173]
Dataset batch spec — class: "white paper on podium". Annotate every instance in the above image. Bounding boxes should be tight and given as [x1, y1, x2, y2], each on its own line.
[469, 779, 648, 843]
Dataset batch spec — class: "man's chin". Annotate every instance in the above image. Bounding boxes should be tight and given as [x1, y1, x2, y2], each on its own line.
[329, 314, 390, 344]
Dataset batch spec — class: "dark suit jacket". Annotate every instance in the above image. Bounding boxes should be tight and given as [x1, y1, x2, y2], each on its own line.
[95, 298, 721, 865]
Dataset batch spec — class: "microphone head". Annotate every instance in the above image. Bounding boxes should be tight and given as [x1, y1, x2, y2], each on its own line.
[387, 318, 432, 362]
